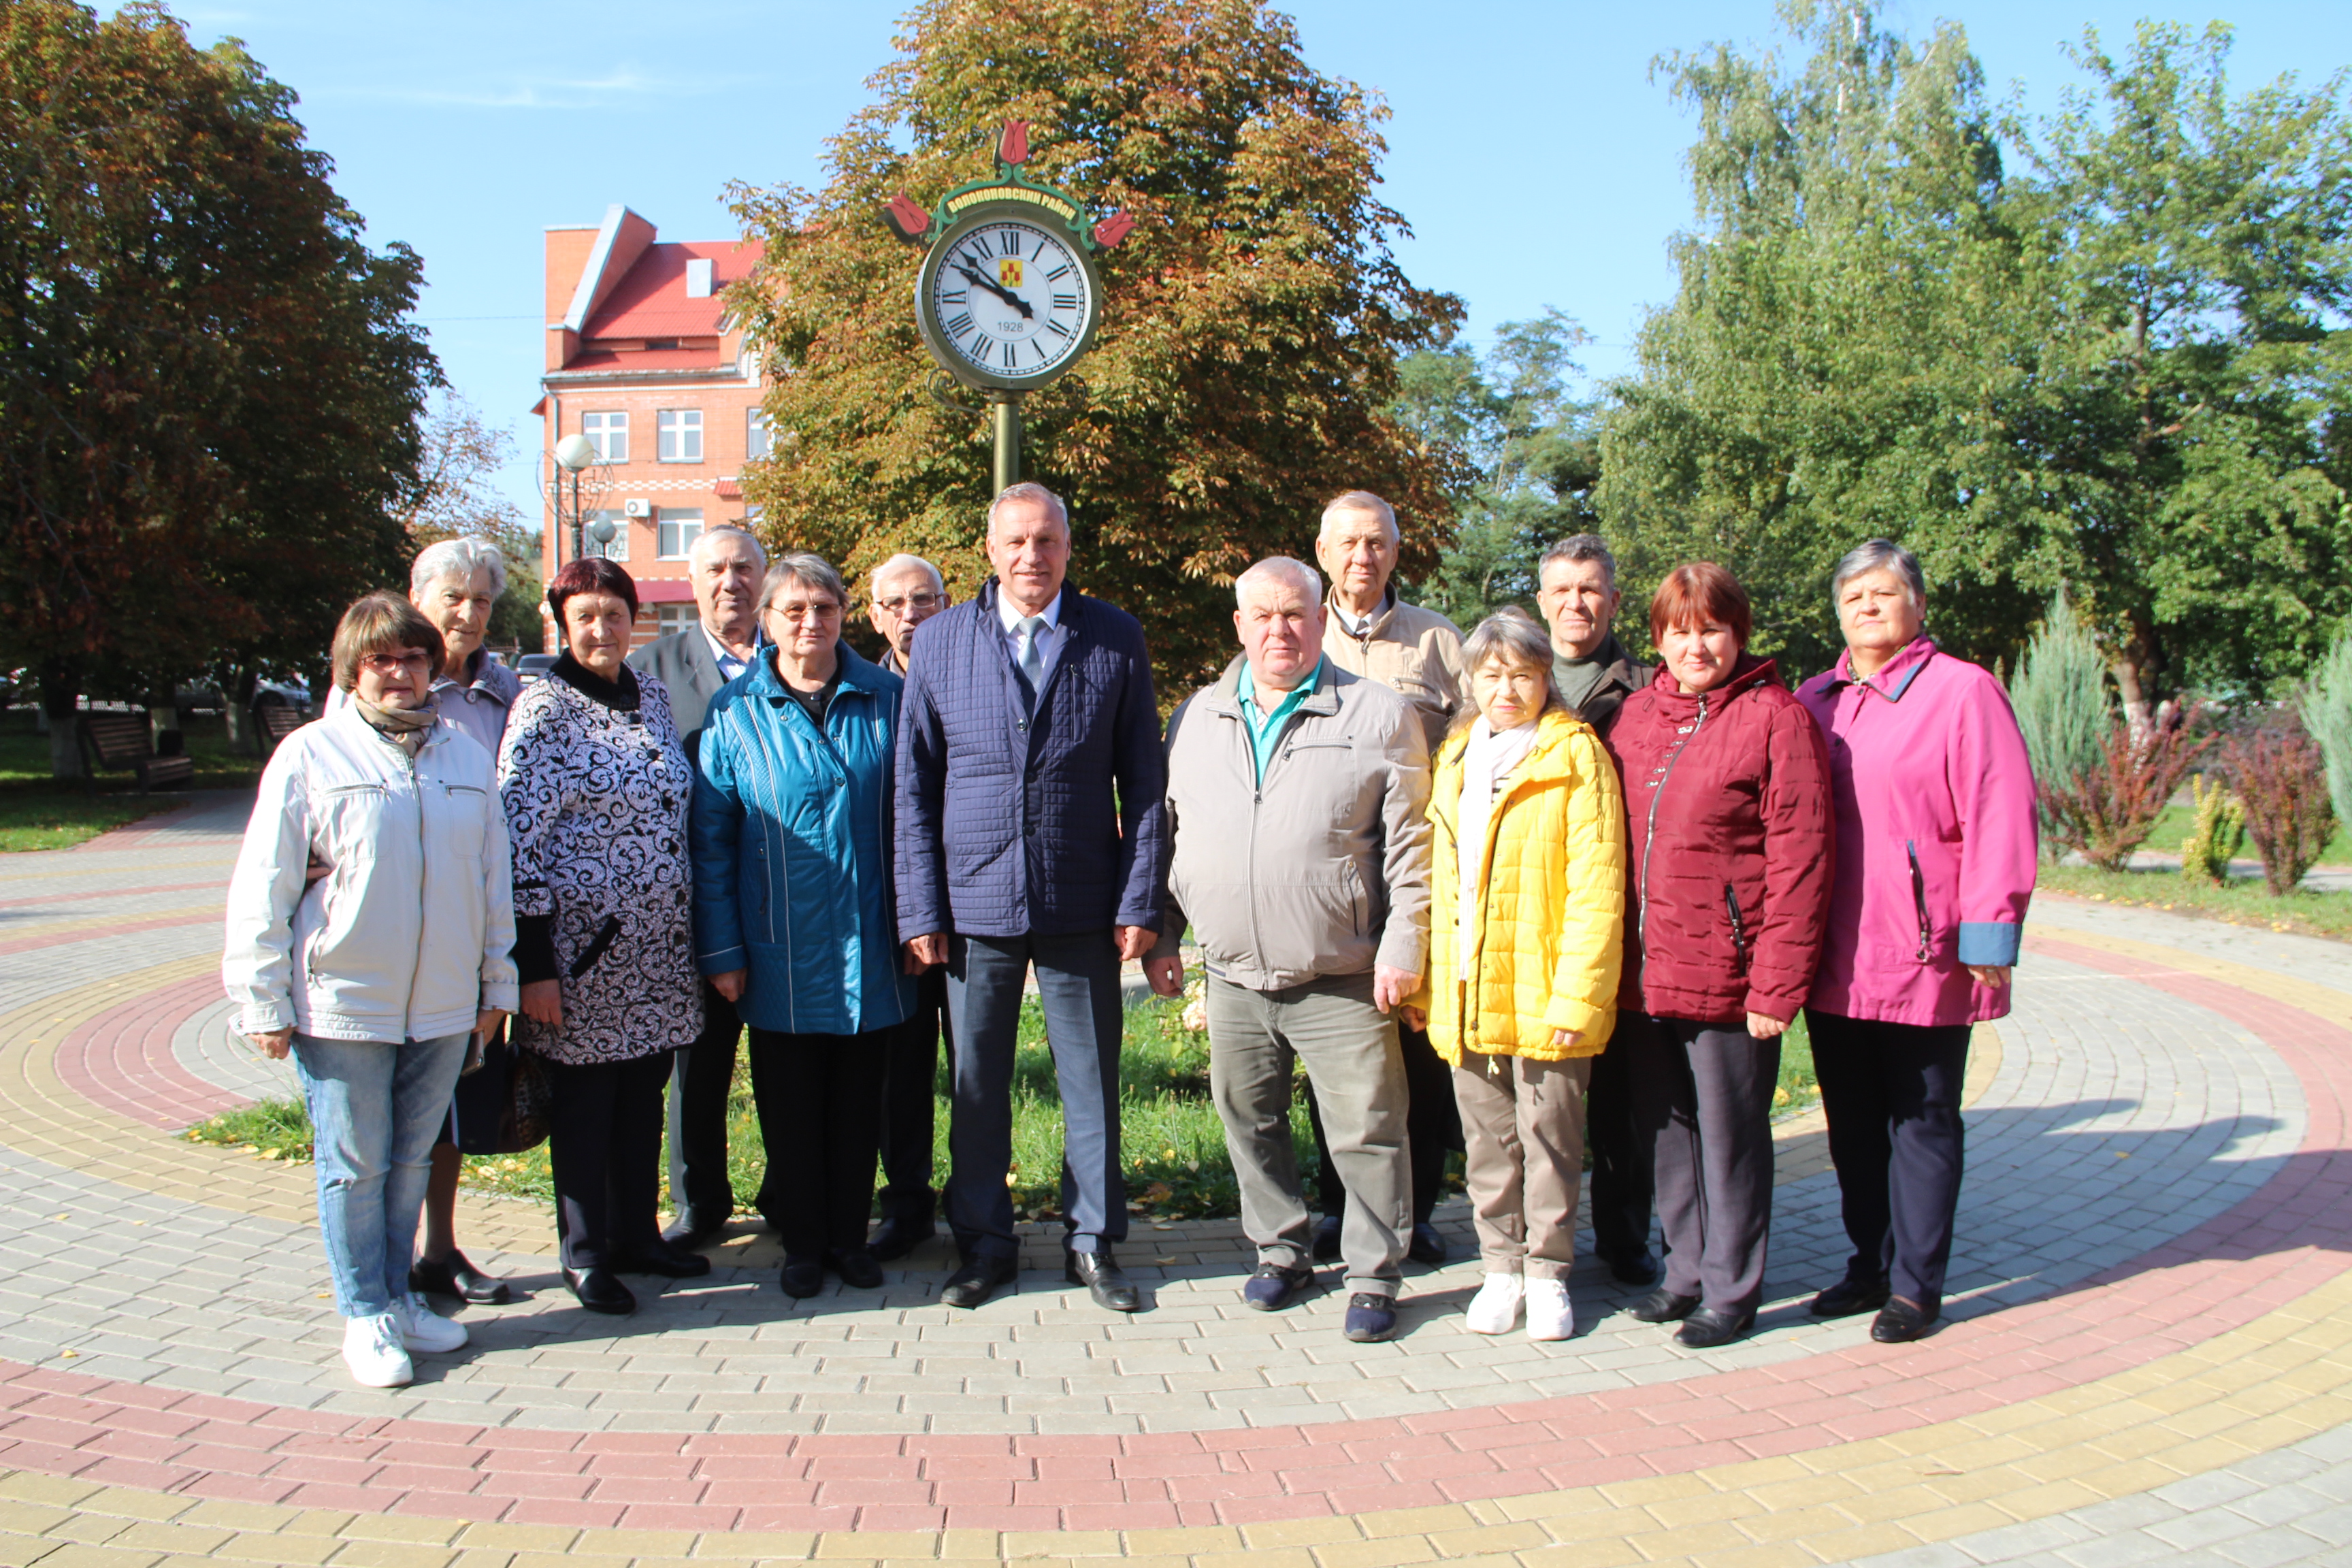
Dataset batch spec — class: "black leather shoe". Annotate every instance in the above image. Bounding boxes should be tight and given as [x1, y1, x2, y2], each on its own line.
[1810, 1276, 1892, 1319]
[1066, 1248, 1141, 1312]
[1603, 1248, 1661, 1287]
[615, 1240, 712, 1279]
[661, 1213, 728, 1251]
[1629, 1288, 1701, 1323]
[563, 1266, 635, 1315]
[410, 1250, 510, 1305]
[1870, 1298, 1938, 1343]
[1242, 1261, 1313, 1311]
[832, 1249, 886, 1290]
[1407, 1222, 1447, 1267]
[867, 1213, 935, 1262]
[1676, 1305, 1755, 1348]
[1311, 1214, 1342, 1262]
[941, 1254, 1017, 1309]
[779, 1258, 825, 1298]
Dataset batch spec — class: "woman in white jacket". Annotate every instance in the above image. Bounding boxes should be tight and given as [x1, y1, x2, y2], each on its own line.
[223, 593, 518, 1388]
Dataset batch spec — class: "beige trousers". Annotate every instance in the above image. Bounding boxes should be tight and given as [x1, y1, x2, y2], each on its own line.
[1451, 1051, 1593, 1281]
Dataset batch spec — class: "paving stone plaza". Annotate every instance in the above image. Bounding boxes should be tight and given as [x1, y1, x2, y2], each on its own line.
[2, 793, 2351, 1565]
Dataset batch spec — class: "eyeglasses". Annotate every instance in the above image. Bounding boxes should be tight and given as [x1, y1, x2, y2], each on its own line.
[359, 652, 433, 674]
[875, 592, 943, 614]
[766, 601, 843, 624]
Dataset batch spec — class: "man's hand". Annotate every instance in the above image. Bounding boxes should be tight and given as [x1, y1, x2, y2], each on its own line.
[1965, 964, 2012, 989]
[1144, 954, 1185, 997]
[304, 853, 331, 885]
[1401, 1005, 1427, 1032]
[1371, 966, 1419, 1018]
[1115, 925, 1154, 963]
[248, 1027, 294, 1060]
[1746, 1011, 1788, 1041]
[710, 970, 747, 1003]
[905, 933, 948, 970]
[520, 979, 563, 1028]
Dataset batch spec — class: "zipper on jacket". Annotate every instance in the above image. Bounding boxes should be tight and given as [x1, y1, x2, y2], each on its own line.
[1905, 839, 1932, 962]
[1635, 694, 1708, 951]
[1724, 882, 1747, 964]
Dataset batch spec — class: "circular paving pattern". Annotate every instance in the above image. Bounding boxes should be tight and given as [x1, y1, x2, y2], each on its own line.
[0, 794, 2349, 1566]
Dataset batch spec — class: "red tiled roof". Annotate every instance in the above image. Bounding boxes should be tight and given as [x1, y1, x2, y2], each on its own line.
[581, 239, 760, 342]
[551, 347, 736, 376]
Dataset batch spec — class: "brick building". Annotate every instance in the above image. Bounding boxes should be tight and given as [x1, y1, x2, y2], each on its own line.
[535, 205, 768, 650]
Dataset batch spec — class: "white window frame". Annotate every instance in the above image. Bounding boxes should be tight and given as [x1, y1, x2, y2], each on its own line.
[746, 408, 772, 461]
[657, 408, 703, 463]
[656, 603, 696, 637]
[658, 508, 704, 561]
[581, 410, 627, 463]
[585, 508, 629, 562]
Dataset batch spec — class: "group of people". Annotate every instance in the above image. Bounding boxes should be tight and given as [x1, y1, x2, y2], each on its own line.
[221, 481, 2036, 1389]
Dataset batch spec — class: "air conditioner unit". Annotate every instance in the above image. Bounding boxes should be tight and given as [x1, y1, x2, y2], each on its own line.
[623, 499, 651, 518]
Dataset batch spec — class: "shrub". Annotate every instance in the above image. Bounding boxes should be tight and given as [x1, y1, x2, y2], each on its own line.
[2220, 709, 2338, 897]
[2008, 592, 2109, 860]
[2304, 629, 2352, 831]
[2040, 713, 2212, 872]
[2178, 773, 2247, 885]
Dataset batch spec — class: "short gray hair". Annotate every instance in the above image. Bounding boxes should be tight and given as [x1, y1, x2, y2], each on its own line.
[1320, 490, 1399, 543]
[760, 552, 847, 611]
[869, 552, 945, 598]
[1537, 534, 1616, 592]
[410, 538, 508, 601]
[987, 480, 1068, 534]
[693, 524, 769, 572]
[1831, 538, 1926, 606]
[1456, 608, 1563, 733]
[1235, 556, 1324, 604]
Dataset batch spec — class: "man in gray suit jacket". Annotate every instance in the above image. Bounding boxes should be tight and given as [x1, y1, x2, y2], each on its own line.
[626, 524, 766, 1248]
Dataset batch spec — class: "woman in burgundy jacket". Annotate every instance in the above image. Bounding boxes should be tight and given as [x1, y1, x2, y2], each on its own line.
[1604, 564, 1835, 1347]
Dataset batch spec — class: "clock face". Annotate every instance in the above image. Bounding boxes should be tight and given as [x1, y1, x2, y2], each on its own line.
[921, 213, 1097, 385]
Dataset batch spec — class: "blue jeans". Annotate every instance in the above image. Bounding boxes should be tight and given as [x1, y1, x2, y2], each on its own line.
[293, 1032, 472, 1318]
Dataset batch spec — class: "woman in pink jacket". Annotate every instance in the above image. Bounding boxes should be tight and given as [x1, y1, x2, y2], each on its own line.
[1795, 540, 2037, 1344]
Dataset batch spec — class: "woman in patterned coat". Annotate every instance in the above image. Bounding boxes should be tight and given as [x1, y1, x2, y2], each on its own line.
[500, 557, 707, 1316]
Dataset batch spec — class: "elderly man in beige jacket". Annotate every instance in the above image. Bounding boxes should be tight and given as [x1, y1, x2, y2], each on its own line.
[1146, 557, 1431, 1341]
[1310, 489, 1467, 1267]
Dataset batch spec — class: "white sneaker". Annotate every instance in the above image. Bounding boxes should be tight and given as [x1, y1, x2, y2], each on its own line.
[394, 1293, 468, 1354]
[1465, 1273, 1524, 1335]
[1526, 1277, 1574, 1341]
[342, 1313, 413, 1387]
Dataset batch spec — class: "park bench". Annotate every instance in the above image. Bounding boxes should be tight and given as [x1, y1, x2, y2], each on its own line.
[257, 702, 308, 751]
[76, 710, 195, 796]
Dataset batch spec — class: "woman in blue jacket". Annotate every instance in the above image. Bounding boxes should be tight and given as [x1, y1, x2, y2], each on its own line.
[691, 553, 917, 1298]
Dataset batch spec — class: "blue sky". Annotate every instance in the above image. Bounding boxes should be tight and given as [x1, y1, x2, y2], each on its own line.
[160, 1, 2345, 525]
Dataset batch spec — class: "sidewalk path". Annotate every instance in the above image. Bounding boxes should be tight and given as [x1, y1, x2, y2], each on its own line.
[0, 794, 2346, 1563]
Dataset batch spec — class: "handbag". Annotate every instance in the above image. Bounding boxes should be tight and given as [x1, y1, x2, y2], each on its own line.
[449, 1024, 551, 1155]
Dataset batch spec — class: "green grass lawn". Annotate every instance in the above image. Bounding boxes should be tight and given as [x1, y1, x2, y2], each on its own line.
[2036, 862, 2352, 940]
[2136, 798, 2352, 868]
[0, 709, 264, 851]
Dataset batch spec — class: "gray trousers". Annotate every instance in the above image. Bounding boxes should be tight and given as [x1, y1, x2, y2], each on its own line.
[1207, 972, 1408, 1295]
[1452, 1052, 1592, 1281]
[1629, 1014, 1780, 1316]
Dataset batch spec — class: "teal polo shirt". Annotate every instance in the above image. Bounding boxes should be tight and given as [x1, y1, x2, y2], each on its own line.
[1237, 658, 1323, 782]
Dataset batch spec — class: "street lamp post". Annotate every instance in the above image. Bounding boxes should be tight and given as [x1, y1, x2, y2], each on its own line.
[551, 433, 600, 564]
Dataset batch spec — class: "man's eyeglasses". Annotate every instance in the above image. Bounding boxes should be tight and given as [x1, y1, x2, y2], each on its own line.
[875, 593, 943, 615]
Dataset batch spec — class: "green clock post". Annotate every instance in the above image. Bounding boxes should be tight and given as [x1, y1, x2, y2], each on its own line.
[882, 122, 1134, 492]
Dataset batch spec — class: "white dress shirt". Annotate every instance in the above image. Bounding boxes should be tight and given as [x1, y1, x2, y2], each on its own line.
[996, 589, 1068, 689]
[701, 623, 757, 685]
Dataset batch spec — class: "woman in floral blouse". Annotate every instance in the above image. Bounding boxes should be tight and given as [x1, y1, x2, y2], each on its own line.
[500, 557, 706, 1316]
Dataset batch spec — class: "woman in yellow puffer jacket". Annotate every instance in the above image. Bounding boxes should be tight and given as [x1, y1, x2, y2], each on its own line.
[1411, 607, 1626, 1342]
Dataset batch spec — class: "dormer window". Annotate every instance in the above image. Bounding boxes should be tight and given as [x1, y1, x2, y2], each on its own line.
[643, 338, 680, 351]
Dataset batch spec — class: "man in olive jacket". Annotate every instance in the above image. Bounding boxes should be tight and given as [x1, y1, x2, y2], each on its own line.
[1145, 557, 1431, 1343]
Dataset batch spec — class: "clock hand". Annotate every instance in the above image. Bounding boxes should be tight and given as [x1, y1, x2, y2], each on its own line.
[953, 261, 1035, 321]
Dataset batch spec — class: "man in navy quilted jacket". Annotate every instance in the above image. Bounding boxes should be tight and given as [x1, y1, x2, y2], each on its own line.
[896, 483, 1169, 1311]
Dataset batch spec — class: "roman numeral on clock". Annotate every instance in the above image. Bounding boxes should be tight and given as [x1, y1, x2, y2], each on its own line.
[1045, 264, 1071, 281]
[1053, 292, 1078, 309]
[945, 312, 974, 338]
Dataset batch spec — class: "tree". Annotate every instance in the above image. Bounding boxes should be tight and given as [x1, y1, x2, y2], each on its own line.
[728, 0, 1464, 691]
[0, 1, 436, 775]
[399, 392, 544, 651]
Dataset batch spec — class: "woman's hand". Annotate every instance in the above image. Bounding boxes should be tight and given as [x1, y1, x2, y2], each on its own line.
[1747, 1011, 1789, 1040]
[1965, 964, 2012, 989]
[1549, 1028, 1582, 1050]
[474, 1009, 508, 1043]
[248, 1028, 294, 1060]
[710, 969, 747, 1003]
[519, 980, 563, 1028]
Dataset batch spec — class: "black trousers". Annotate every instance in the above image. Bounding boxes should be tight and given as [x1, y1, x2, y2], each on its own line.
[546, 1049, 673, 1272]
[1585, 1035, 1656, 1262]
[664, 981, 740, 1230]
[1806, 1009, 1973, 1315]
[875, 968, 952, 1226]
[1308, 1021, 1457, 1226]
[1627, 1014, 1778, 1315]
[747, 1025, 888, 1262]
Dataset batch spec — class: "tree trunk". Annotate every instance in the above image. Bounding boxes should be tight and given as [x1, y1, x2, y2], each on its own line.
[227, 666, 260, 755]
[148, 683, 180, 751]
[39, 660, 82, 781]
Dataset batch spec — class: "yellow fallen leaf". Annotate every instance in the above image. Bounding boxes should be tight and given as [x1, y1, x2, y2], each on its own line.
[59, 1350, 76, 1358]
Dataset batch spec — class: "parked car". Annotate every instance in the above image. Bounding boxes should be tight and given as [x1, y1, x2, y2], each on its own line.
[516, 653, 559, 687]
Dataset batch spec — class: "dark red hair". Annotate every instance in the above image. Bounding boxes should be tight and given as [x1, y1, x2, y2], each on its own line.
[1648, 561, 1752, 647]
[546, 555, 638, 621]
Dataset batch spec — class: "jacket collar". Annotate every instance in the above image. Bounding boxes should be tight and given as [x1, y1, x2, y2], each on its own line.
[1326, 585, 1397, 640]
[745, 640, 885, 706]
[979, 576, 1088, 637]
[1827, 635, 1938, 702]
[1437, 705, 1583, 771]
[1202, 653, 1344, 719]
[1642, 651, 1782, 712]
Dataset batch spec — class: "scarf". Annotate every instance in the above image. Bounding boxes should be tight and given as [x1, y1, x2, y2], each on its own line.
[1456, 715, 1541, 979]
[350, 692, 436, 757]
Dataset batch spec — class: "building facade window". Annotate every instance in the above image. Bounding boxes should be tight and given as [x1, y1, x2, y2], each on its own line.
[656, 604, 696, 637]
[746, 408, 772, 461]
[657, 408, 703, 463]
[658, 507, 704, 560]
[581, 411, 627, 463]
[584, 508, 629, 562]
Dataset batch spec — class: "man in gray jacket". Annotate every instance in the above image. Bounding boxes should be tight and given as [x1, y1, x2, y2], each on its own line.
[1144, 557, 1431, 1342]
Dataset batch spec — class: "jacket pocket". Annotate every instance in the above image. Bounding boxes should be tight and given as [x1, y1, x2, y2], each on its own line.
[1724, 883, 1748, 968]
[569, 914, 624, 979]
[438, 783, 490, 862]
[1905, 840, 1933, 962]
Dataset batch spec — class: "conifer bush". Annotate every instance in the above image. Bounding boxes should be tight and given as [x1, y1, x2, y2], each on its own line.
[2008, 593, 2110, 860]
[2178, 773, 2246, 886]
[2303, 631, 2352, 833]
